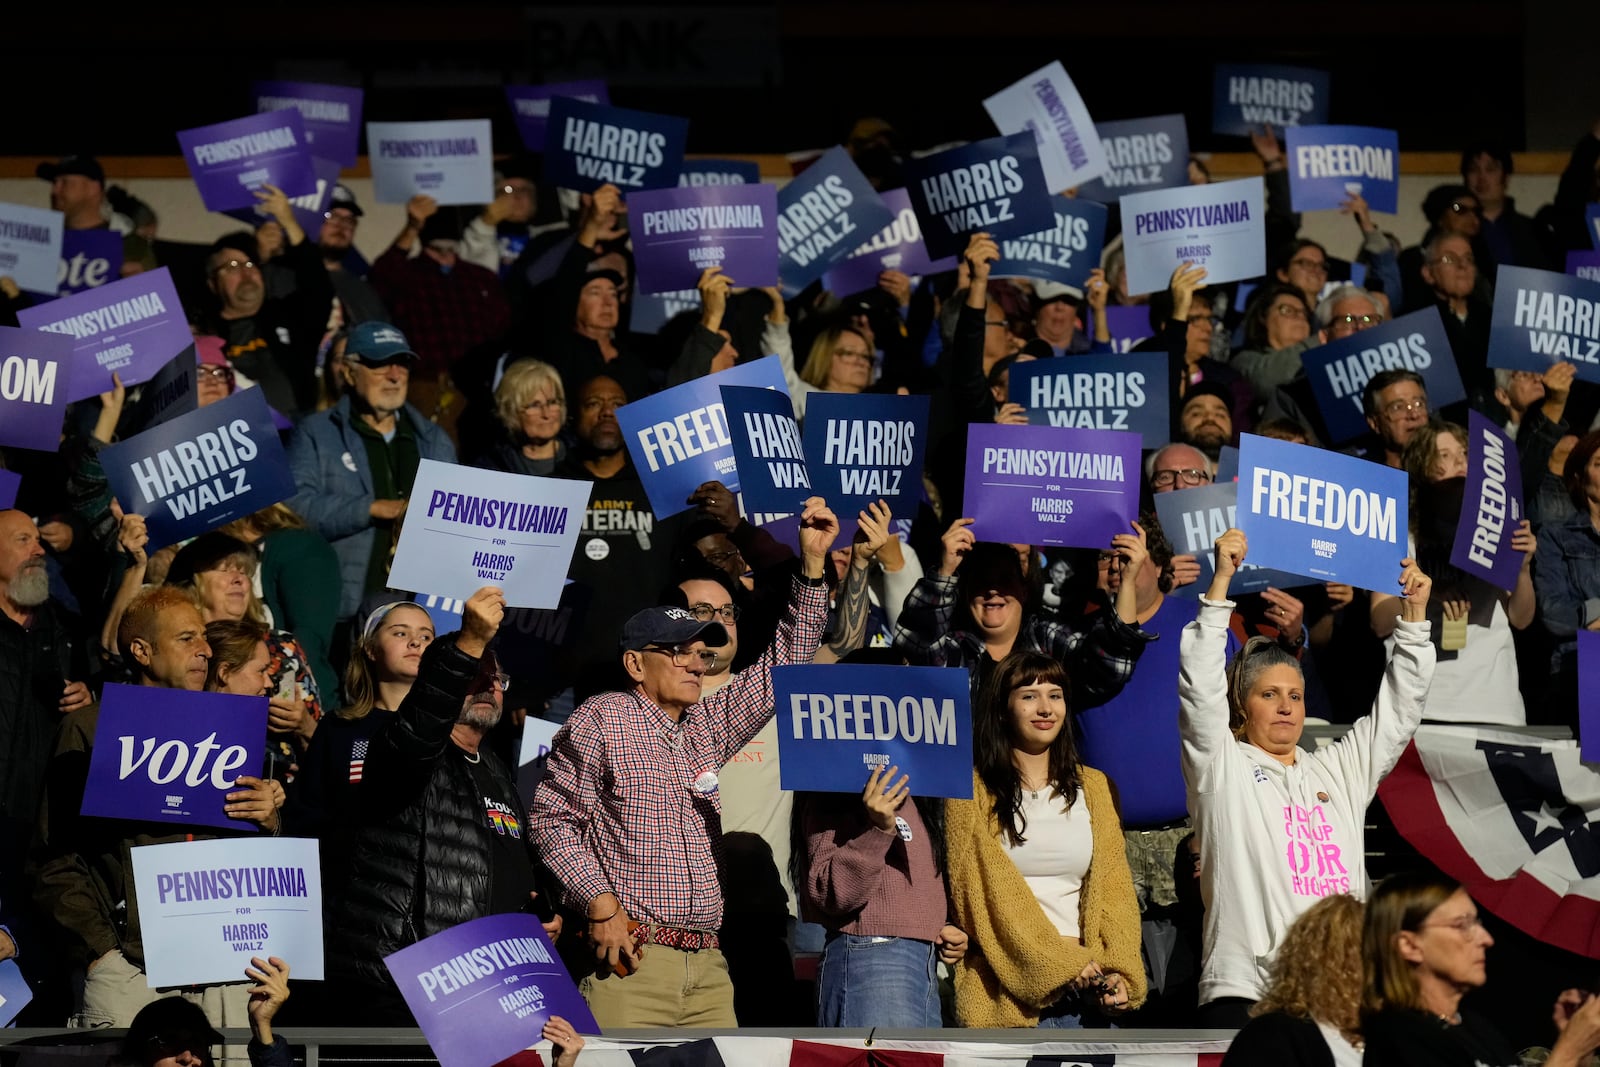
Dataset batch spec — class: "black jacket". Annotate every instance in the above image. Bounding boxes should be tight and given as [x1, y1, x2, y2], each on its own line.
[0, 600, 85, 826]
[325, 635, 543, 1002]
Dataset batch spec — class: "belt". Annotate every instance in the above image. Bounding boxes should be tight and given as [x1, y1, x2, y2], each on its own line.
[631, 923, 720, 951]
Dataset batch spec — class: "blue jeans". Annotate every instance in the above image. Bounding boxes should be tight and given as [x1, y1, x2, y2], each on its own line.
[1038, 988, 1118, 1029]
[816, 934, 941, 1027]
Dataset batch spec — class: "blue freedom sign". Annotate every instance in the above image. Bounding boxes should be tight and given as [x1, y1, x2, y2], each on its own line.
[679, 158, 761, 186]
[617, 356, 789, 517]
[776, 146, 894, 291]
[1155, 480, 1313, 599]
[991, 195, 1106, 290]
[775, 664, 974, 799]
[722, 385, 812, 514]
[1076, 115, 1190, 203]
[102, 388, 296, 548]
[802, 391, 929, 517]
[1450, 411, 1525, 593]
[1302, 306, 1464, 444]
[905, 134, 1057, 261]
[1212, 64, 1330, 137]
[1488, 265, 1600, 385]
[542, 98, 687, 192]
[1119, 177, 1265, 295]
[1235, 433, 1407, 592]
[1008, 351, 1169, 440]
[1285, 126, 1399, 214]
[81, 684, 268, 830]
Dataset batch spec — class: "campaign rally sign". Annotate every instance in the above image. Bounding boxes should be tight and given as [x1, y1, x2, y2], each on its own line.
[1104, 305, 1157, 352]
[1216, 444, 1240, 483]
[1285, 126, 1400, 214]
[1569, 251, 1600, 283]
[127, 346, 200, 435]
[905, 134, 1056, 261]
[1580, 630, 1599, 763]
[991, 195, 1107, 290]
[388, 461, 590, 611]
[253, 80, 363, 167]
[0, 960, 32, 1026]
[1155, 480, 1311, 599]
[618, 356, 789, 518]
[0, 326, 71, 451]
[177, 110, 316, 213]
[1488, 265, 1600, 385]
[963, 423, 1140, 548]
[1236, 432, 1407, 592]
[1450, 411, 1524, 593]
[57, 228, 123, 296]
[102, 388, 295, 548]
[629, 288, 699, 335]
[982, 61, 1107, 191]
[17, 267, 192, 403]
[630, 183, 779, 294]
[81, 683, 267, 830]
[1076, 115, 1190, 203]
[542, 98, 687, 193]
[776, 146, 894, 290]
[679, 158, 761, 186]
[1212, 64, 1330, 137]
[1119, 177, 1266, 296]
[721, 385, 811, 514]
[802, 391, 929, 523]
[224, 156, 341, 239]
[0, 201, 63, 295]
[516, 716, 563, 798]
[775, 664, 973, 799]
[505, 80, 609, 152]
[132, 837, 324, 987]
[386, 914, 599, 1067]
[821, 187, 955, 297]
[1008, 351, 1169, 439]
[1588, 204, 1600, 249]
[0, 469, 20, 509]
[1302, 306, 1464, 444]
[368, 120, 494, 206]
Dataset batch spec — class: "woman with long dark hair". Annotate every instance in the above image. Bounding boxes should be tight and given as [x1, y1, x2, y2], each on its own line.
[945, 650, 1144, 1027]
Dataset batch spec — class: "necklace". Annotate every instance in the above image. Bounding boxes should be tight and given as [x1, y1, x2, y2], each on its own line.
[460, 748, 481, 764]
[1020, 776, 1049, 801]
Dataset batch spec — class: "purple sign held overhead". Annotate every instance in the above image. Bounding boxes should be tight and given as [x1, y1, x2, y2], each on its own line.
[1450, 411, 1525, 593]
[630, 183, 779, 294]
[81, 683, 267, 831]
[963, 423, 1141, 548]
[17, 266, 192, 403]
[0, 469, 20, 509]
[505, 81, 609, 151]
[386, 914, 598, 1067]
[58, 229, 123, 295]
[822, 187, 957, 297]
[224, 156, 341, 239]
[0, 326, 72, 452]
[1104, 305, 1157, 353]
[1567, 251, 1600, 283]
[253, 81, 364, 168]
[177, 109, 316, 213]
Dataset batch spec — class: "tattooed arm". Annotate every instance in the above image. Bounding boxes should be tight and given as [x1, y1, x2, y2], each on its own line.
[818, 500, 897, 663]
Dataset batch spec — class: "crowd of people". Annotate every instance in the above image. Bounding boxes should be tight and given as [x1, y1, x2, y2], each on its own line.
[2, 101, 1600, 1066]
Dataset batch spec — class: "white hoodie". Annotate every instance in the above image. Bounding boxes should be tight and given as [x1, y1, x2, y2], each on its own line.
[1179, 597, 1435, 1006]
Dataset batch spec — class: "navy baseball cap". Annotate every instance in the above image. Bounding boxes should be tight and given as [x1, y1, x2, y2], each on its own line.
[619, 606, 728, 654]
[346, 321, 417, 367]
[37, 155, 105, 184]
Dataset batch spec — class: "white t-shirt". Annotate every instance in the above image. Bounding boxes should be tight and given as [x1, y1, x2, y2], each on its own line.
[1001, 789, 1094, 938]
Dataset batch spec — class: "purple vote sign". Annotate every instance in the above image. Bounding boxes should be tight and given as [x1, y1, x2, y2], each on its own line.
[630, 183, 779, 294]
[17, 267, 193, 403]
[0, 326, 72, 451]
[177, 110, 316, 213]
[81, 683, 267, 831]
[0, 469, 20, 509]
[385, 914, 599, 1067]
[1450, 411, 1525, 593]
[505, 81, 609, 152]
[58, 229, 123, 295]
[963, 423, 1140, 549]
[253, 81, 364, 168]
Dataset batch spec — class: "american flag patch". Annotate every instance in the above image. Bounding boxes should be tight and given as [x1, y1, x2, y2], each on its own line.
[349, 739, 368, 783]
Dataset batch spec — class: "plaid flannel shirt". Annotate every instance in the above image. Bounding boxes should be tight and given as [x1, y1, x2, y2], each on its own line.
[892, 573, 1152, 707]
[532, 575, 828, 930]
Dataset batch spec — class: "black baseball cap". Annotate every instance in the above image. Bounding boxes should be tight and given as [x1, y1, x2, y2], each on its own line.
[36, 155, 105, 184]
[619, 606, 728, 654]
[123, 997, 224, 1064]
[327, 183, 364, 218]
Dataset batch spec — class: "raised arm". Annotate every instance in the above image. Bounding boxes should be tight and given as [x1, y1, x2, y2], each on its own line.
[1178, 528, 1248, 790]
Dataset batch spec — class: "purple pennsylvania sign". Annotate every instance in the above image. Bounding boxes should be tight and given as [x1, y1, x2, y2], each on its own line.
[963, 423, 1141, 548]
[252, 81, 364, 168]
[822, 187, 957, 297]
[506, 81, 609, 152]
[81, 683, 267, 831]
[630, 183, 779, 294]
[17, 266, 192, 403]
[177, 110, 316, 213]
[386, 914, 598, 1067]
[1450, 411, 1525, 593]
[0, 326, 72, 452]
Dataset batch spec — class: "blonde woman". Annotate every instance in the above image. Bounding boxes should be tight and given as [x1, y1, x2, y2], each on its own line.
[476, 358, 567, 475]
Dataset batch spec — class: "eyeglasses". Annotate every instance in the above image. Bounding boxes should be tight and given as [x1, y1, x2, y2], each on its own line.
[475, 672, 512, 692]
[210, 258, 257, 277]
[1151, 468, 1211, 489]
[833, 347, 873, 364]
[1382, 397, 1428, 417]
[1330, 313, 1385, 329]
[984, 319, 1009, 330]
[197, 365, 235, 384]
[1431, 253, 1475, 268]
[1186, 313, 1214, 327]
[502, 183, 535, 197]
[523, 397, 562, 413]
[322, 210, 357, 226]
[1272, 303, 1309, 319]
[687, 602, 740, 623]
[1288, 257, 1329, 275]
[1421, 914, 1486, 937]
[1448, 201, 1481, 216]
[702, 548, 743, 568]
[644, 646, 718, 669]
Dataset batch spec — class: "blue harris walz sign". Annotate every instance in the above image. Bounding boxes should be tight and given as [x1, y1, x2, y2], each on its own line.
[776, 146, 895, 290]
[1488, 265, 1600, 385]
[904, 134, 1057, 261]
[802, 391, 930, 517]
[542, 97, 687, 192]
[1076, 114, 1190, 203]
[1301, 306, 1464, 445]
[990, 195, 1106, 290]
[1212, 63, 1330, 137]
[1155, 479, 1313, 598]
[1009, 351, 1169, 439]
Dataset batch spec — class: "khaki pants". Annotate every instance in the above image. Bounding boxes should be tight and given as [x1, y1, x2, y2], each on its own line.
[73, 950, 251, 1059]
[578, 945, 737, 1028]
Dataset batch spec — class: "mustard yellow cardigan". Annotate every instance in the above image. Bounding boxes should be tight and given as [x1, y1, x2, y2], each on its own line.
[945, 766, 1146, 1027]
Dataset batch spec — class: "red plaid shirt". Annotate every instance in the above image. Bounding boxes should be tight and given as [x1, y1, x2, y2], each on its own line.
[369, 246, 510, 377]
[532, 575, 827, 930]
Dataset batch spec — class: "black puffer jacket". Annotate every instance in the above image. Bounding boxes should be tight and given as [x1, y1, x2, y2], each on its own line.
[325, 635, 541, 999]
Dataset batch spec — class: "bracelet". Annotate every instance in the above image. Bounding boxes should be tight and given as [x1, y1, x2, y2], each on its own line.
[587, 905, 620, 924]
